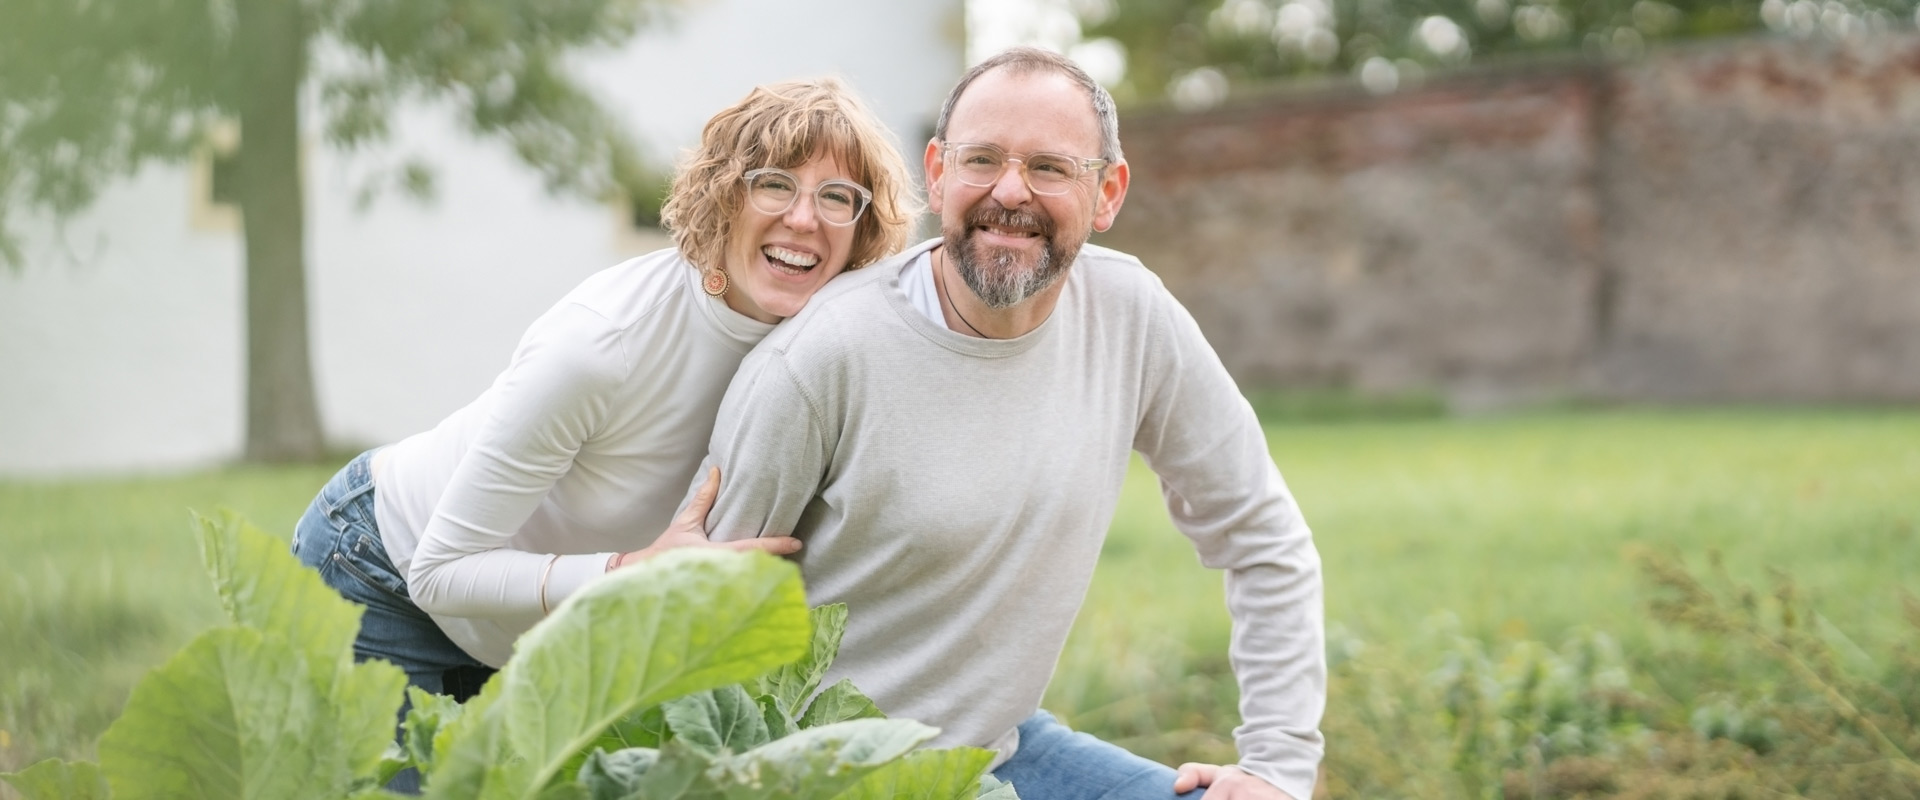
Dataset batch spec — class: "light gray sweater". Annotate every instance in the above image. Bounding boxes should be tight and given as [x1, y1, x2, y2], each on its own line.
[701, 239, 1325, 799]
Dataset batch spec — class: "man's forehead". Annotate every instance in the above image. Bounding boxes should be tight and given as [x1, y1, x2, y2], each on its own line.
[946, 69, 1102, 153]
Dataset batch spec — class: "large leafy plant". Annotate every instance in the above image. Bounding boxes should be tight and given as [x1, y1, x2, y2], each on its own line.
[2, 513, 1016, 800]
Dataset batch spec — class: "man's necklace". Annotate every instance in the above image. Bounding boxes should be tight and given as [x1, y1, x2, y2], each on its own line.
[934, 251, 992, 339]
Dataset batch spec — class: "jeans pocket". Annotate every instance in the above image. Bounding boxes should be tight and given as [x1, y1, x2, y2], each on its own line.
[332, 530, 411, 603]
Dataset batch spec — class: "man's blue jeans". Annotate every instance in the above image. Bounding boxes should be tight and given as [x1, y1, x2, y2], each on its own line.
[993, 711, 1207, 799]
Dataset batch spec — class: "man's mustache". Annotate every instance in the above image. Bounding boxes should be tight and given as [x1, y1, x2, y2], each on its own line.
[965, 203, 1055, 238]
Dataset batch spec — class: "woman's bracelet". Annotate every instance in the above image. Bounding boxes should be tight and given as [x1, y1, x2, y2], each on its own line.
[538, 554, 561, 616]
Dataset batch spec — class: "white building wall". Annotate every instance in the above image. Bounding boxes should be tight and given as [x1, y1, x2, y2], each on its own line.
[0, 0, 964, 476]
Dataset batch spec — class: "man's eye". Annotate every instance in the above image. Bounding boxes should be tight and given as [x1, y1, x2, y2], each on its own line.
[1031, 159, 1072, 176]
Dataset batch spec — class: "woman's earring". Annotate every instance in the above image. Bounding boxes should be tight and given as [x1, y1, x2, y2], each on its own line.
[702, 268, 729, 297]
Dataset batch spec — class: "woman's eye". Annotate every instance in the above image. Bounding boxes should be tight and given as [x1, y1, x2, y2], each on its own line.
[821, 189, 853, 207]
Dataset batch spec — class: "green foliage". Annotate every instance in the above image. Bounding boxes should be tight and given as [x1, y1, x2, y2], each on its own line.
[0, 0, 673, 265]
[754, 603, 851, 722]
[623, 169, 675, 229]
[0, 463, 335, 767]
[663, 685, 776, 754]
[800, 680, 889, 728]
[0, 0, 680, 462]
[0, 759, 109, 800]
[1072, 0, 1920, 106]
[1306, 554, 1920, 798]
[9, 410, 1919, 794]
[836, 749, 1006, 800]
[0, 514, 1015, 800]
[1426, 622, 1651, 798]
[92, 512, 406, 799]
[400, 687, 466, 778]
[95, 626, 400, 799]
[1047, 410, 1918, 798]
[1687, 694, 1781, 754]
[577, 719, 940, 800]
[1630, 551, 1920, 794]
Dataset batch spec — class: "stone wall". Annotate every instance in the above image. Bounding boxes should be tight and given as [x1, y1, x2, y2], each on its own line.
[1098, 34, 1920, 406]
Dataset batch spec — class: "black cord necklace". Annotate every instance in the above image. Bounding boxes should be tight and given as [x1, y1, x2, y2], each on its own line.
[934, 250, 992, 339]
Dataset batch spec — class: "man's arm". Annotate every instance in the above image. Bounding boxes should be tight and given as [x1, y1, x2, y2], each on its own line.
[693, 348, 831, 542]
[1133, 294, 1326, 800]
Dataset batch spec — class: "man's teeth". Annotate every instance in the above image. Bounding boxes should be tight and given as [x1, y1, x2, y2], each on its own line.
[762, 246, 819, 271]
[980, 225, 1037, 237]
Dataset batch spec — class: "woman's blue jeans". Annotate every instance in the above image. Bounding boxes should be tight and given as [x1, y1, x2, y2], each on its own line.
[992, 711, 1207, 799]
[291, 450, 494, 792]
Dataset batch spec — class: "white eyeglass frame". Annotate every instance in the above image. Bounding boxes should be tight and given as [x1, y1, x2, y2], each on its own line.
[741, 168, 873, 227]
[939, 141, 1108, 196]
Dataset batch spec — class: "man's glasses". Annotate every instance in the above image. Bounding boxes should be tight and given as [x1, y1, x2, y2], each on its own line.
[940, 141, 1107, 196]
[742, 168, 872, 226]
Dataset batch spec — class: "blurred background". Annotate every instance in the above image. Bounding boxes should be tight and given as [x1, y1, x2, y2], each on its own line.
[3, 0, 1918, 796]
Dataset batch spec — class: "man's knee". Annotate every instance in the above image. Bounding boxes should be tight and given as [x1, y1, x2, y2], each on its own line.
[995, 711, 1202, 800]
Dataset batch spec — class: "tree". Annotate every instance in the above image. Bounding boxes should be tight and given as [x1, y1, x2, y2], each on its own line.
[0, 0, 669, 462]
[1059, 0, 1916, 107]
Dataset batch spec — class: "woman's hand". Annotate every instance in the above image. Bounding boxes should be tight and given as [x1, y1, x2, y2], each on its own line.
[608, 466, 801, 570]
[1173, 763, 1295, 799]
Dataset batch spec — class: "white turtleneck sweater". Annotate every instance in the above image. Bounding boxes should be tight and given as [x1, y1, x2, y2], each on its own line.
[372, 248, 774, 667]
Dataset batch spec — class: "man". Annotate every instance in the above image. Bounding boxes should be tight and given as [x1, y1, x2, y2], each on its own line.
[697, 47, 1324, 799]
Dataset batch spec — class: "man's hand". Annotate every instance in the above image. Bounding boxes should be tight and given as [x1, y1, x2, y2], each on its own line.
[1173, 763, 1295, 799]
[609, 467, 802, 570]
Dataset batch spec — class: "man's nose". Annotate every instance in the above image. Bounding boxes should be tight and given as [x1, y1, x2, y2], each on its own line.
[990, 159, 1034, 207]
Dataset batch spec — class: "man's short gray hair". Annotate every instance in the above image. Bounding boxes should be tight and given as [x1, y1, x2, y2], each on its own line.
[933, 47, 1124, 164]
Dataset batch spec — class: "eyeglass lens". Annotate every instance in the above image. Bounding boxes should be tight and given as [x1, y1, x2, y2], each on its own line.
[746, 171, 866, 225]
[949, 145, 1084, 195]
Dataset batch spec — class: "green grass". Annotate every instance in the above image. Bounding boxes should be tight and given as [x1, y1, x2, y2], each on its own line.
[1051, 408, 1920, 768]
[0, 463, 335, 771]
[4, 409, 1918, 788]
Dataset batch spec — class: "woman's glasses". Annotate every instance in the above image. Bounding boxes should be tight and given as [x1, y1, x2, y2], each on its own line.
[742, 168, 872, 226]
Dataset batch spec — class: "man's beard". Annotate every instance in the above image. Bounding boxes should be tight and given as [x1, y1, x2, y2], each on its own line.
[944, 202, 1082, 309]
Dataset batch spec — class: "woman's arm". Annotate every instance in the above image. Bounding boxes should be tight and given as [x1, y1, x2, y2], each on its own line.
[404, 301, 802, 619]
[405, 303, 632, 618]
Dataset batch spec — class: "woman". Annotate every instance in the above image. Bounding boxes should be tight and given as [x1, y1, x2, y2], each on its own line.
[291, 78, 913, 702]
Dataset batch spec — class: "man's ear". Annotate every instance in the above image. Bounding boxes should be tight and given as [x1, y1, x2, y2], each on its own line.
[1092, 160, 1129, 233]
[923, 139, 946, 215]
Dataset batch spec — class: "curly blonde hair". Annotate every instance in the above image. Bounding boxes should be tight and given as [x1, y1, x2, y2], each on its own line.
[663, 78, 915, 272]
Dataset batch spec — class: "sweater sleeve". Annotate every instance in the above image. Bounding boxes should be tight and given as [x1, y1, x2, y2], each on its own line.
[697, 349, 828, 543]
[407, 304, 625, 618]
[1133, 294, 1326, 800]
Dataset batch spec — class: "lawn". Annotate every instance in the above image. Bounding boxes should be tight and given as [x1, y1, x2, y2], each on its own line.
[4, 408, 1917, 794]
[0, 463, 337, 770]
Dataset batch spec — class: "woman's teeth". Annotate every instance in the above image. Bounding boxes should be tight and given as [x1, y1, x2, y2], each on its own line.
[762, 245, 819, 273]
